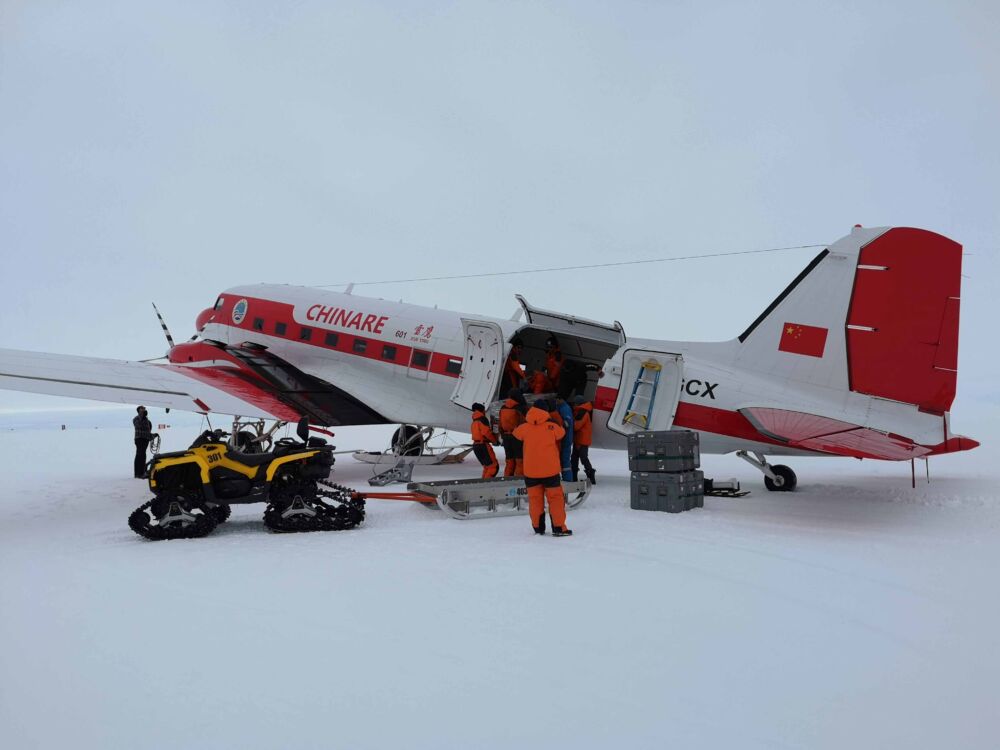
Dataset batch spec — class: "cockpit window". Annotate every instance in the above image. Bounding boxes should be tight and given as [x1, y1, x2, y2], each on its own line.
[213, 296, 224, 310]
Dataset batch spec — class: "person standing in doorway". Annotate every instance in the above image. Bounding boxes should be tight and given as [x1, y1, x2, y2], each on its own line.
[133, 406, 153, 478]
[501, 337, 526, 394]
[544, 335, 563, 392]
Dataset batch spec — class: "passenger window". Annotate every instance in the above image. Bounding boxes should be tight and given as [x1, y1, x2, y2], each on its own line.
[382, 345, 397, 361]
[252, 318, 264, 331]
[353, 339, 367, 354]
[445, 357, 462, 375]
[325, 332, 339, 347]
[410, 350, 430, 369]
[275, 322, 287, 336]
[300, 327, 312, 341]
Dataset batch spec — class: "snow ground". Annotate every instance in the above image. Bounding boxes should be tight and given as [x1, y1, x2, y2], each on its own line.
[1, 411, 998, 749]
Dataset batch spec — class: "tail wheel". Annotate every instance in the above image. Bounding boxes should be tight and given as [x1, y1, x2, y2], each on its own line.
[128, 494, 218, 540]
[764, 465, 797, 492]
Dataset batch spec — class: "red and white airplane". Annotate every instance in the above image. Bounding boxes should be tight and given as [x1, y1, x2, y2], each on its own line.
[0, 225, 978, 489]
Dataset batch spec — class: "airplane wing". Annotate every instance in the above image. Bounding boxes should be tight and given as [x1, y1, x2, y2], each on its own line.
[0, 348, 299, 421]
[739, 407, 978, 460]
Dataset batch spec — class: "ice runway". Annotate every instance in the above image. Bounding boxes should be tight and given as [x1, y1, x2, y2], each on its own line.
[1, 416, 997, 749]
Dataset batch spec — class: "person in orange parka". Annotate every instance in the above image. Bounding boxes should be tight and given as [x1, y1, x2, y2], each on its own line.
[501, 338, 525, 394]
[571, 395, 596, 484]
[470, 402, 499, 478]
[513, 399, 573, 537]
[544, 336, 563, 392]
[526, 369, 549, 394]
[498, 389, 526, 476]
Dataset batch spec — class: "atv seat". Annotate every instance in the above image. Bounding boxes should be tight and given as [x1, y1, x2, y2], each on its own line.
[154, 449, 191, 460]
[226, 450, 276, 467]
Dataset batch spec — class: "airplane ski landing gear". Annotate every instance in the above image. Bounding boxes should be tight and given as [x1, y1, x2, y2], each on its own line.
[736, 450, 797, 492]
[391, 425, 424, 456]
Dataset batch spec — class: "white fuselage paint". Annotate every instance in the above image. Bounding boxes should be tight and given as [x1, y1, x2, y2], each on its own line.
[200, 280, 948, 458]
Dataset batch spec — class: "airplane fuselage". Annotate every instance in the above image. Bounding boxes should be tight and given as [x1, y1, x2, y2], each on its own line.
[190, 280, 948, 458]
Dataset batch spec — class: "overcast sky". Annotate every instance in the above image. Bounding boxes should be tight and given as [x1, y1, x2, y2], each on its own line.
[1, 1, 997, 418]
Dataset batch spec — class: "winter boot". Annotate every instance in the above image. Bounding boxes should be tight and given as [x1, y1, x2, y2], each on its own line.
[551, 526, 573, 537]
[534, 513, 547, 535]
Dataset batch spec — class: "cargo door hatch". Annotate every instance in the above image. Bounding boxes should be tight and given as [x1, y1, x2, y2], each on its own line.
[515, 295, 625, 348]
[450, 320, 507, 409]
[606, 348, 684, 436]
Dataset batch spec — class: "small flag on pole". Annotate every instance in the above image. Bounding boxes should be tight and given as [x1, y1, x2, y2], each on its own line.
[778, 322, 828, 358]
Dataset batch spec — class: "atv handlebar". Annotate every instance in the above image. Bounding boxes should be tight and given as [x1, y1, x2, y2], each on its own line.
[189, 428, 231, 448]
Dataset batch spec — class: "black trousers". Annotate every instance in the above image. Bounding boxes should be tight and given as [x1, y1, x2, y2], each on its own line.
[571, 445, 594, 480]
[134, 439, 150, 477]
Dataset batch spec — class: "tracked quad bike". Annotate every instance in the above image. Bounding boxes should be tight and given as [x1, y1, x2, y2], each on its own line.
[129, 418, 364, 540]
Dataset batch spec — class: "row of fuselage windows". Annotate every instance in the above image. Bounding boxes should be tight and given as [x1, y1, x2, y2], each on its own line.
[250, 316, 460, 373]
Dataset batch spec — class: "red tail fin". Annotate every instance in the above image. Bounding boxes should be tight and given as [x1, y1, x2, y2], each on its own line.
[845, 228, 962, 414]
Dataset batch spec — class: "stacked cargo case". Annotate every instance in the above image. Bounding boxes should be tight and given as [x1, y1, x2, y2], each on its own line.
[628, 430, 704, 512]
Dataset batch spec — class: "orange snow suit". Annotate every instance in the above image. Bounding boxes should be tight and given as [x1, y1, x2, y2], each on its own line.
[513, 407, 567, 529]
[471, 407, 499, 478]
[498, 399, 525, 476]
[503, 352, 525, 392]
[573, 402, 593, 447]
[545, 347, 563, 391]
[528, 370, 549, 394]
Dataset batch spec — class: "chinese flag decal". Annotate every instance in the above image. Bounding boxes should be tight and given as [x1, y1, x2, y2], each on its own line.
[778, 322, 828, 358]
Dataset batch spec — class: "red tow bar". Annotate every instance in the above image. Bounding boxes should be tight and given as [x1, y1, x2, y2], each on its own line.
[354, 491, 435, 504]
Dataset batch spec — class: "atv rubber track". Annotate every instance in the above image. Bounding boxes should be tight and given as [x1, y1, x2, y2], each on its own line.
[263, 481, 365, 533]
[128, 499, 218, 541]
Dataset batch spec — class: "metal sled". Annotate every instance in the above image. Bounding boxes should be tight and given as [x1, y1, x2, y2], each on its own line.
[406, 477, 592, 520]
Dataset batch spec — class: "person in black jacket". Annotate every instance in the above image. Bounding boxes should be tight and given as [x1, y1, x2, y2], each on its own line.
[133, 406, 154, 478]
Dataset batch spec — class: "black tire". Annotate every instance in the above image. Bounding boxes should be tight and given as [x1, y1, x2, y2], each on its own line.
[236, 430, 261, 453]
[392, 425, 423, 456]
[764, 464, 797, 492]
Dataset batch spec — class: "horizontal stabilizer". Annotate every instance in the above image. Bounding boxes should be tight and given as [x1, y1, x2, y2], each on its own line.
[739, 406, 977, 461]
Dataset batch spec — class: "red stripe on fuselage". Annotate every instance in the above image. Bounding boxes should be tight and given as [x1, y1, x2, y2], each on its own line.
[209, 294, 463, 379]
[594, 386, 791, 449]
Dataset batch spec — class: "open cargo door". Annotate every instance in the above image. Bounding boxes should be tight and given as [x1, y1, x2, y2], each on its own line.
[515, 295, 625, 347]
[606, 348, 684, 436]
[450, 320, 506, 409]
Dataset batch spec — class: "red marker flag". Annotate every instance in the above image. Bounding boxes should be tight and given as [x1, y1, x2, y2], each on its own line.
[778, 322, 828, 358]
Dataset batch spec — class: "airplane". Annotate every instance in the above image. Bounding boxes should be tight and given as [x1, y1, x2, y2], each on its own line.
[0, 225, 979, 491]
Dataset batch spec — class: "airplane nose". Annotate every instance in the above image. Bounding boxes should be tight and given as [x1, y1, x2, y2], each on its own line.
[195, 308, 215, 331]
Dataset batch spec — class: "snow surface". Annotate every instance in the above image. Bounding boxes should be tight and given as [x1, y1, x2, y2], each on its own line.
[1, 411, 998, 749]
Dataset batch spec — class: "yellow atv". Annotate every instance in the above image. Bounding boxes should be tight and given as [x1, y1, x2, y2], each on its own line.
[128, 419, 364, 540]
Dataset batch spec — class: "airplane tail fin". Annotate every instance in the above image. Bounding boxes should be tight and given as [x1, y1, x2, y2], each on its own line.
[735, 226, 963, 414]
